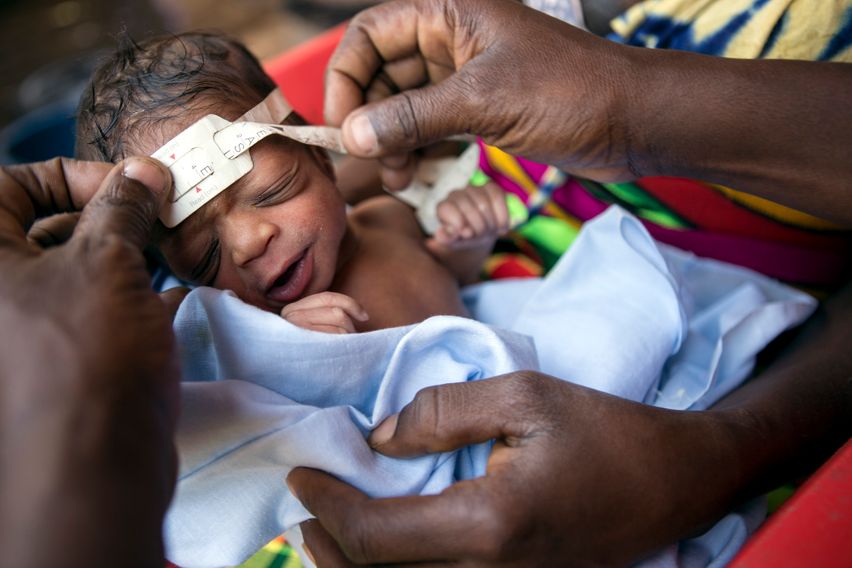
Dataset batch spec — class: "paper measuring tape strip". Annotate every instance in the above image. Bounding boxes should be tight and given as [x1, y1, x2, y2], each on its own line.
[214, 122, 347, 158]
[152, 88, 348, 228]
[153, 114, 254, 228]
[152, 86, 481, 231]
[392, 143, 481, 234]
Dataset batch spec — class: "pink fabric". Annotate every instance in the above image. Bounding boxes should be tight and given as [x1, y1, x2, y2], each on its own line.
[478, 146, 848, 285]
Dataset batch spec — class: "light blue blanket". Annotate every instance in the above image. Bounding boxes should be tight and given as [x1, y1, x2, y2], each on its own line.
[166, 207, 816, 567]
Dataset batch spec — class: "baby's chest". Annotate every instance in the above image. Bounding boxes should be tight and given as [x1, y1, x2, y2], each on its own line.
[334, 234, 468, 331]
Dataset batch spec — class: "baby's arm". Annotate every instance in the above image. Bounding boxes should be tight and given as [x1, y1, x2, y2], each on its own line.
[427, 182, 510, 285]
[280, 292, 369, 334]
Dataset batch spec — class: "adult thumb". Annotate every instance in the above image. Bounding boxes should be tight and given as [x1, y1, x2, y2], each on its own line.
[340, 76, 473, 157]
[73, 157, 171, 251]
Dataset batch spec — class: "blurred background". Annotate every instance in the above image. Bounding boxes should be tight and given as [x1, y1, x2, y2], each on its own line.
[0, 0, 378, 163]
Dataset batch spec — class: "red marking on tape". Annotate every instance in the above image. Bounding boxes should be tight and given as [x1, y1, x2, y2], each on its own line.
[170, 153, 176, 160]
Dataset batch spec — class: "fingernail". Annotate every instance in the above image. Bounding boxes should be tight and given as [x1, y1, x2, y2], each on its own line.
[349, 113, 378, 155]
[369, 413, 398, 447]
[357, 310, 370, 322]
[302, 543, 317, 566]
[123, 157, 168, 195]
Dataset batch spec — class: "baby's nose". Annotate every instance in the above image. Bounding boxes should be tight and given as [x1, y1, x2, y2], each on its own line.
[224, 214, 278, 267]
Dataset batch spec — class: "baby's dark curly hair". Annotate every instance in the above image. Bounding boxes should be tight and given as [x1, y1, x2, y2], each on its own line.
[76, 31, 281, 162]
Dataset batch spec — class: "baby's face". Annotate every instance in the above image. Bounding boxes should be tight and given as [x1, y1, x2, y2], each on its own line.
[150, 131, 348, 312]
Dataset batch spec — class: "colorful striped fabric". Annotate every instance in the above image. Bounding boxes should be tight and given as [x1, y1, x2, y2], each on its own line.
[609, 0, 852, 63]
[478, 143, 850, 287]
[166, 536, 302, 568]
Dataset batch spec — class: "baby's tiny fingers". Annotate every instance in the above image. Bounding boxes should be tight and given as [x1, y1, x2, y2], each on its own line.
[282, 292, 368, 322]
[484, 182, 510, 232]
[431, 225, 459, 246]
[449, 190, 488, 236]
[470, 185, 501, 231]
[435, 196, 466, 236]
[283, 307, 357, 334]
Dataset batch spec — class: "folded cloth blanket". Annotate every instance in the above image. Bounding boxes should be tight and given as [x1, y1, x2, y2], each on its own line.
[166, 207, 816, 567]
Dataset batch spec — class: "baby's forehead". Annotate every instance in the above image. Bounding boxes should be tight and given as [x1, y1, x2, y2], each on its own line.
[142, 88, 314, 229]
[129, 103, 247, 157]
[161, 134, 306, 229]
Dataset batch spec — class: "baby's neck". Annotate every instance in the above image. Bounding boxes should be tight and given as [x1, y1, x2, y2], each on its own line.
[334, 222, 360, 277]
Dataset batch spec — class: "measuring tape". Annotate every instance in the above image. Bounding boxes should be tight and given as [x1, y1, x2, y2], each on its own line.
[152, 87, 487, 232]
[152, 89, 347, 227]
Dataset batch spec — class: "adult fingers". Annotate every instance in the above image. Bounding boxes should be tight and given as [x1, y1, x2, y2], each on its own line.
[72, 157, 171, 251]
[339, 75, 475, 158]
[379, 152, 419, 192]
[26, 212, 81, 248]
[368, 373, 537, 457]
[160, 287, 191, 321]
[299, 519, 357, 568]
[324, 1, 458, 128]
[363, 55, 431, 105]
[0, 158, 111, 246]
[288, 467, 510, 564]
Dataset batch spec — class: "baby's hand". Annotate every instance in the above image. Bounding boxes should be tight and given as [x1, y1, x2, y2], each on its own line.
[432, 182, 510, 249]
[280, 292, 369, 334]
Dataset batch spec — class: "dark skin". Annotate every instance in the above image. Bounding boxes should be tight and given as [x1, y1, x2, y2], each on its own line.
[284, 0, 852, 565]
[1, 1, 849, 566]
[325, 0, 852, 224]
[0, 156, 179, 567]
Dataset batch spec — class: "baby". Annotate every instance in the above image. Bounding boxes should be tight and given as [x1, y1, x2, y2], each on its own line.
[75, 32, 509, 332]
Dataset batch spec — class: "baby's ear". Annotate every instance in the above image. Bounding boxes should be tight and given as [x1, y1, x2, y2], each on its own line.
[308, 145, 335, 181]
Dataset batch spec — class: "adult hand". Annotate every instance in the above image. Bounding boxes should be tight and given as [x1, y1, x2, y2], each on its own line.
[325, 0, 641, 190]
[288, 372, 747, 566]
[325, 0, 852, 222]
[0, 157, 179, 567]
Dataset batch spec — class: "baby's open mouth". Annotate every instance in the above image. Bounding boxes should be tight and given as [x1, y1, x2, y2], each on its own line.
[266, 248, 312, 304]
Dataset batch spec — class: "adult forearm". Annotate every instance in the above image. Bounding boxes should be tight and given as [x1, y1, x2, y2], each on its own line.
[710, 280, 852, 500]
[631, 51, 852, 224]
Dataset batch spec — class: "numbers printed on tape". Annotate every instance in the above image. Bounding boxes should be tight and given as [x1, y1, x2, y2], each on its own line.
[170, 148, 215, 201]
[151, 114, 252, 228]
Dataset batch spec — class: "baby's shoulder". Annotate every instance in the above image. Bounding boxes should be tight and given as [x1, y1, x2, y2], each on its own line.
[348, 195, 422, 238]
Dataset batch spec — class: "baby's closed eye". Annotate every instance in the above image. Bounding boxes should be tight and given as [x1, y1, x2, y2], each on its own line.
[190, 238, 220, 285]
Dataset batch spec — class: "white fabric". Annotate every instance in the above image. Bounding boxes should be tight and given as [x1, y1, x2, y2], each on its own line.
[165, 207, 816, 567]
[524, 0, 587, 29]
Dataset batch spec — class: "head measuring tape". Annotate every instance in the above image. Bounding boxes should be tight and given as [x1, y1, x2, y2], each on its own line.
[151, 87, 483, 231]
[151, 88, 346, 227]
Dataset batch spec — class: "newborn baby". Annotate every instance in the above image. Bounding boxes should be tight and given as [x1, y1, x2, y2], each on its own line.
[76, 31, 509, 332]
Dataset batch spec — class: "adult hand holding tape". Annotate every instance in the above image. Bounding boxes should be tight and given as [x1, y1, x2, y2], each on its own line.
[0, 157, 180, 565]
[323, 0, 852, 223]
[323, 0, 639, 191]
